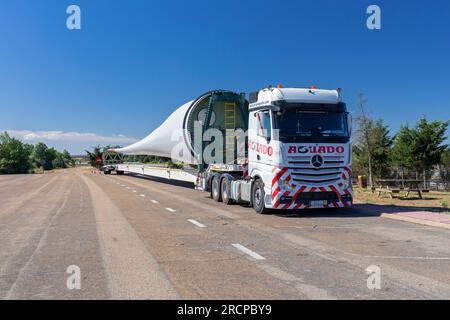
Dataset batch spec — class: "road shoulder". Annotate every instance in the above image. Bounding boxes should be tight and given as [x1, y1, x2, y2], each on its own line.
[79, 172, 179, 299]
[381, 212, 450, 230]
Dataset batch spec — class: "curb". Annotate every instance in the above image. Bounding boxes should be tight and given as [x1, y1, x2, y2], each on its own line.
[381, 213, 450, 230]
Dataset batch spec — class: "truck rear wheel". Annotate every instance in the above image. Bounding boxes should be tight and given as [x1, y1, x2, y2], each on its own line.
[252, 179, 270, 214]
[211, 175, 222, 202]
[221, 178, 233, 205]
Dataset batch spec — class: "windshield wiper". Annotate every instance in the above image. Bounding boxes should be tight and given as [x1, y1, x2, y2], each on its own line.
[321, 133, 346, 137]
[282, 134, 311, 138]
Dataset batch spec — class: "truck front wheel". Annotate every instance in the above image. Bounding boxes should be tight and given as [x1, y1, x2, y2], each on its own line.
[211, 175, 222, 202]
[252, 179, 270, 214]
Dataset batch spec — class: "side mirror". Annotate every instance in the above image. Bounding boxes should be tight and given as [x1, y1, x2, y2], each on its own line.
[347, 113, 353, 137]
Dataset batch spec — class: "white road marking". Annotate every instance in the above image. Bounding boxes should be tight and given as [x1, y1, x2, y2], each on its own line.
[150, 200, 159, 204]
[286, 225, 364, 230]
[165, 208, 176, 213]
[126, 187, 131, 189]
[132, 190, 137, 193]
[187, 219, 206, 228]
[311, 251, 339, 263]
[232, 244, 266, 261]
[140, 194, 146, 197]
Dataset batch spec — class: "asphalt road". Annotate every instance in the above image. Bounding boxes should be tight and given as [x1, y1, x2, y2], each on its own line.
[1, 168, 450, 300]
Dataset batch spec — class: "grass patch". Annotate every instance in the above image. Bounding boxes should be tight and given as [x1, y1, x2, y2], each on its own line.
[353, 186, 450, 213]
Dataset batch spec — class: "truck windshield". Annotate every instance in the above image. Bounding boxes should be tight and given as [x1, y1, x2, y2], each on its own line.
[274, 109, 349, 143]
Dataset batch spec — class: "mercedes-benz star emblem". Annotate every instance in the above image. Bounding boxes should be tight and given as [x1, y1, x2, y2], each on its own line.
[311, 155, 324, 168]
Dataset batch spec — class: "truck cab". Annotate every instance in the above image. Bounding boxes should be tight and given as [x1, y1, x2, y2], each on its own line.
[247, 86, 353, 213]
[111, 86, 352, 215]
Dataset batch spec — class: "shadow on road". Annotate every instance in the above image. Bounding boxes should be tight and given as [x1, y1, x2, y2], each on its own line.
[273, 203, 449, 219]
[116, 172, 449, 217]
[120, 172, 195, 189]
[273, 205, 380, 219]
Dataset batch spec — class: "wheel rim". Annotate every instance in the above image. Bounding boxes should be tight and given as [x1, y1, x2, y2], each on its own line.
[213, 179, 218, 198]
[255, 187, 262, 206]
[222, 183, 228, 200]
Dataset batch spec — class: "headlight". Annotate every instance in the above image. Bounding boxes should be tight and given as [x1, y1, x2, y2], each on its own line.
[279, 178, 291, 189]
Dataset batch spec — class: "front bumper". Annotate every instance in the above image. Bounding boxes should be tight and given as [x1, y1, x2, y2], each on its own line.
[271, 190, 353, 209]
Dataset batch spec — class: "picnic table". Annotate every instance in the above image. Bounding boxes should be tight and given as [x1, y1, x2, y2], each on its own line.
[374, 179, 430, 199]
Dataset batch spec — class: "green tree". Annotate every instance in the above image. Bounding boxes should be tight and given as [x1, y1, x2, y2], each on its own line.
[354, 94, 394, 186]
[353, 119, 393, 182]
[24, 143, 34, 160]
[391, 118, 449, 184]
[438, 149, 450, 190]
[31, 142, 48, 168]
[413, 117, 449, 183]
[0, 132, 33, 174]
[62, 149, 75, 167]
[52, 149, 67, 169]
[391, 125, 415, 177]
[371, 120, 393, 178]
[86, 145, 103, 168]
[31, 142, 58, 170]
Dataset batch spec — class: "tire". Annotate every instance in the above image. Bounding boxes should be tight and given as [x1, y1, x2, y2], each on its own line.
[252, 179, 270, 214]
[221, 177, 233, 205]
[211, 175, 222, 202]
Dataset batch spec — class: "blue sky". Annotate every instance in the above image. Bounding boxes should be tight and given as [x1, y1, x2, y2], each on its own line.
[0, 0, 449, 154]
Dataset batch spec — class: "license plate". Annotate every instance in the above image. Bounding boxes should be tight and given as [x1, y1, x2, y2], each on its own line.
[310, 200, 327, 208]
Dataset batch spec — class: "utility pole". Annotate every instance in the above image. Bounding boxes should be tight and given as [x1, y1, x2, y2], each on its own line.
[358, 93, 374, 188]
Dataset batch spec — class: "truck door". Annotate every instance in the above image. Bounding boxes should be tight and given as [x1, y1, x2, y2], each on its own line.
[249, 110, 274, 167]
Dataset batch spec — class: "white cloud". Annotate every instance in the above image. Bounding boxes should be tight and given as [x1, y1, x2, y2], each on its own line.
[4, 129, 139, 155]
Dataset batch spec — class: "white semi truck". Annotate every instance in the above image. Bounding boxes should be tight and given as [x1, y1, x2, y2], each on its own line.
[106, 86, 353, 214]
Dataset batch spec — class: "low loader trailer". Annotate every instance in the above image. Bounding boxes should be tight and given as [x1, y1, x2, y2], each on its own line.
[105, 86, 353, 214]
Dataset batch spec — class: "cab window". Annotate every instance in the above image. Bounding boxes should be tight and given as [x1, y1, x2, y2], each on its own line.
[257, 111, 271, 140]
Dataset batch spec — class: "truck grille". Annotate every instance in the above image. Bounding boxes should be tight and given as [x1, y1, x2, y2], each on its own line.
[287, 155, 345, 184]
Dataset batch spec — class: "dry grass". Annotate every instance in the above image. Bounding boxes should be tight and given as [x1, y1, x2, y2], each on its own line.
[353, 186, 450, 213]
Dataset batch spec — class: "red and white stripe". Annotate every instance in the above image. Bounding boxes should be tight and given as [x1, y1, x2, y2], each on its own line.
[271, 167, 290, 209]
[243, 160, 249, 178]
[270, 166, 353, 210]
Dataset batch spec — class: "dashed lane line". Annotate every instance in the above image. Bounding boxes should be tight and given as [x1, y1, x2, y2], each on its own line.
[232, 244, 266, 261]
[187, 219, 206, 228]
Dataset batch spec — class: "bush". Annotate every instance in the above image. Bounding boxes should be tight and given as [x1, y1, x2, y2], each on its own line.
[0, 132, 75, 174]
[0, 132, 33, 174]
